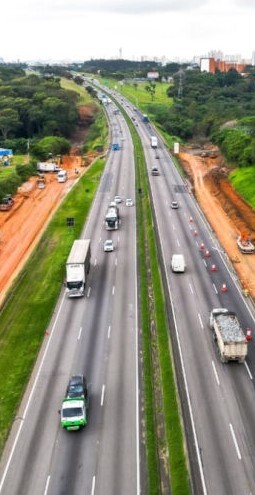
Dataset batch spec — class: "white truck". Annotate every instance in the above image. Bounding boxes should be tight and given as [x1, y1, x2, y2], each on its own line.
[37, 162, 60, 172]
[209, 308, 248, 363]
[105, 205, 119, 230]
[151, 136, 158, 148]
[66, 239, 91, 298]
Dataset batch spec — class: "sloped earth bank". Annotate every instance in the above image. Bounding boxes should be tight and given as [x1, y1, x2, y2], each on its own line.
[178, 148, 255, 299]
[0, 105, 100, 306]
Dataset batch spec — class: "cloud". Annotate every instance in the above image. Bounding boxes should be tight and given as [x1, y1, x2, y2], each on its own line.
[15, 0, 206, 16]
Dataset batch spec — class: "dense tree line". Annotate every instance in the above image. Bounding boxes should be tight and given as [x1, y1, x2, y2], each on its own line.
[0, 67, 80, 152]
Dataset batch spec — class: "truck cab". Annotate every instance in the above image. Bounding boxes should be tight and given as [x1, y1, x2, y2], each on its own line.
[61, 398, 87, 431]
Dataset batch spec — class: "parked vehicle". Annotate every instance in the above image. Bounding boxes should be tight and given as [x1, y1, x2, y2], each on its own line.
[57, 170, 68, 183]
[0, 195, 14, 211]
[209, 308, 248, 363]
[237, 233, 255, 254]
[171, 254, 186, 273]
[37, 162, 61, 172]
[66, 239, 91, 298]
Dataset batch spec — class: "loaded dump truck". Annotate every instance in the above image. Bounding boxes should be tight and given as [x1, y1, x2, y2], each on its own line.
[66, 239, 91, 298]
[105, 205, 119, 230]
[209, 308, 248, 363]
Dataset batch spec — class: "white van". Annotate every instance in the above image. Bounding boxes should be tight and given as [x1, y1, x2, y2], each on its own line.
[171, 254, 186, 273]
[57, 170, 68, 183]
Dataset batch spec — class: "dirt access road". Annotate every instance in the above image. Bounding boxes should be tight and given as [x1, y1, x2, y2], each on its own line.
[178, 146, 255, 299]
[0, 105, 99, 306]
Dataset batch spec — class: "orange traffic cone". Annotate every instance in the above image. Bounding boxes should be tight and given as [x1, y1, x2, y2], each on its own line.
[211, 264, 217, 272]
[189, 217, 193, 223]
[200, 242, 205, 250]
[246, 328, 252, 341]
[204, 250, 210, 257]
[193, 230, 198, 236]
[221, 283, 228, 292]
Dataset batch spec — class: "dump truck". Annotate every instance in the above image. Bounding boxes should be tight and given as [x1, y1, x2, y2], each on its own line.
[105, 205, 119, 230]
[209, 308, 248, 363]
[66, 239, 91, 298]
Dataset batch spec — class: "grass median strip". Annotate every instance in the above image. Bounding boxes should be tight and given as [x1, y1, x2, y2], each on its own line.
[126, 113, 191, 494]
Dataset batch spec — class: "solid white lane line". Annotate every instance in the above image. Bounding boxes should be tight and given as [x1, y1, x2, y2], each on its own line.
[189, 283, 194, 294]
[176, 239, 180, 247]
[78, 327, 82, 340]
[213, 283, 218, 294]
[211, 361, 220, 386]
[244, 361, 253, 380]
[101, 385, 105, 406]
[198, 313, 204, 329]
[203, 259, 207, 267]
[91, 476, 96, 495]
[229, 423, 242, 460]
[0, 294, 66, 493]
[44, 475, 51, 495]
[108, 325, 111, 339]
[87, 287, 91, 298]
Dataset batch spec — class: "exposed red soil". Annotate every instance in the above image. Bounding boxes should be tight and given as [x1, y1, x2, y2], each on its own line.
[178, 147, 255, 299]
[0, 105, 100, 306]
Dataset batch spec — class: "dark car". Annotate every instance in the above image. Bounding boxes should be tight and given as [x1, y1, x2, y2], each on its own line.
[66, 375, 88, 400]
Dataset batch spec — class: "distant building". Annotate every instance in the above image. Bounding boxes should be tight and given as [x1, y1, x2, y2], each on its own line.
[147, 71, 159, 80]
[200, 57, 247, 74]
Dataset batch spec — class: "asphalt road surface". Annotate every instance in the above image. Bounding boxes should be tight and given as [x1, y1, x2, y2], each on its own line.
[0, 103, 140, 495]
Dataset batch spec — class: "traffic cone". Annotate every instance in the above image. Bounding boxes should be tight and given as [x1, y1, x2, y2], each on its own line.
[246, 328, 252, 341]
[189, 217, 193, 223]
[221, 283, 228, 292]
[211, 264, 217, 272]
[193, 230, 198, 236]
[204, 250, 210, 257]
[200, 242, 205, 250]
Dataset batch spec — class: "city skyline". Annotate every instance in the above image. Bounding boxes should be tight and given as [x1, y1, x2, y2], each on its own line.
[1, 0, 255, 64]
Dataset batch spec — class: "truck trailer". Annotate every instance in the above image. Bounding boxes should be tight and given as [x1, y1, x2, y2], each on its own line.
[105, 205, 119, 230]
[151, 136, 158, 148]
[37, 162, 60, 173]
[66, 239, 91, 298]
[209, 308, 248, 363]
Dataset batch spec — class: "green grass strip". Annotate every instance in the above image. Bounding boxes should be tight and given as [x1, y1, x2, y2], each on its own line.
[0, 159, 104, 453]
[122, 106, 191, 494]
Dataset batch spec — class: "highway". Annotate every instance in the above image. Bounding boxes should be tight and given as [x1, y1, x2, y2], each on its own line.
[0, 103, 140, 495]
[135, 113, 255, 495]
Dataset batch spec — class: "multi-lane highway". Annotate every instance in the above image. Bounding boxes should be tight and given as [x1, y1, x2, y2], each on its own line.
[1, 84, 255, 495]
[0, 102, 140, 495]
[135, 112, 255, 495]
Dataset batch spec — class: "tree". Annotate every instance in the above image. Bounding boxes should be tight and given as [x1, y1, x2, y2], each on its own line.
[145, 82, 156, 101]
[0, 108, 20, 139]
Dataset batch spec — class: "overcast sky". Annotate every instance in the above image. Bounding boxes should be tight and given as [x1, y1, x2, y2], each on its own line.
[1, 0, 255, 63]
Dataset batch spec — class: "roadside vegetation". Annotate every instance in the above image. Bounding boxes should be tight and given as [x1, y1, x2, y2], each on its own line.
[0, 158, 105, 454]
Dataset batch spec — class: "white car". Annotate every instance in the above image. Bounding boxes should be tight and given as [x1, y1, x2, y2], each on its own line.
[104, 240, 114, 252]
[126, 198, 134, 207]
[114, 195, 122, 204]
[170, 201, 179, 209]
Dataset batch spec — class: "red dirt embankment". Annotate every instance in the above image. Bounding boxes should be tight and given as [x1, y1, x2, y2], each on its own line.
[0, 105, 100, 306]
[178, 148, 255, 299]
